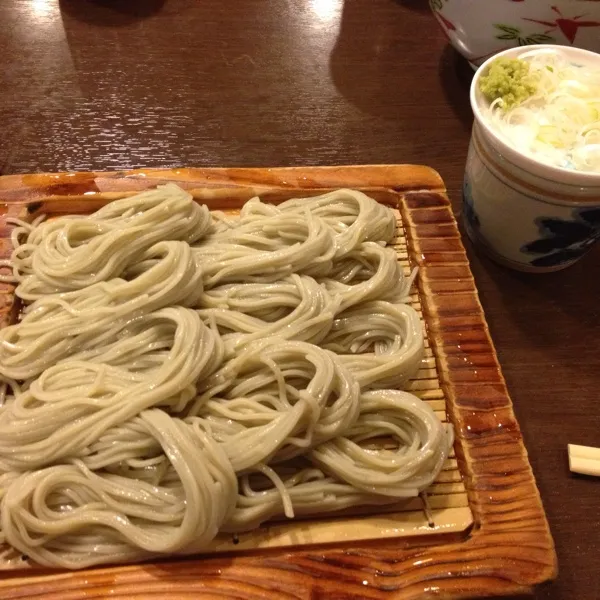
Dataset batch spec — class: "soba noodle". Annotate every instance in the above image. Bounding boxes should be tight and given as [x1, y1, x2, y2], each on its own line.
[0, 184, 453, 569]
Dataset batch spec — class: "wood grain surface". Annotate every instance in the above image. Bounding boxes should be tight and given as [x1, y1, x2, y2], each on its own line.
[0, 166, 556, 599]
[0, 2, 598, 599]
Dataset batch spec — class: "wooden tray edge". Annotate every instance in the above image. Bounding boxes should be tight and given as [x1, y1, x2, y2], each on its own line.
[0, 165, 446, 201]
[399, 189, 558, 596]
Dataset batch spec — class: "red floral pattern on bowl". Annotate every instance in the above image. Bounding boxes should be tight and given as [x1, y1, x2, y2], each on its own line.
[429, 0, 600, 67]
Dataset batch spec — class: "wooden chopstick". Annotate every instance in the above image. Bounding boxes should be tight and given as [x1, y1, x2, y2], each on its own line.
[568, 444, 600, 477]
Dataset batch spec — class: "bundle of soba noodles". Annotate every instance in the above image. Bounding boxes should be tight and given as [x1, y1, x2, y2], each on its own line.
[0, 184, 452, 569]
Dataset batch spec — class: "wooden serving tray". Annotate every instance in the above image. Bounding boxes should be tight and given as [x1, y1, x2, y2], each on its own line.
[0, 166, 557, 599]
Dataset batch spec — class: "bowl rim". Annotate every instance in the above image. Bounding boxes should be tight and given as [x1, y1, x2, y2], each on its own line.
[470, 44, 600, 186]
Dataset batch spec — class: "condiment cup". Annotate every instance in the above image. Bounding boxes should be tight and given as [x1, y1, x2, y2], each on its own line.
[464, 44, 600, 272]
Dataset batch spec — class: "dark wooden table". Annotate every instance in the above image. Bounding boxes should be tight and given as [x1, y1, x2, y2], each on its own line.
[0, 1, 598, 599]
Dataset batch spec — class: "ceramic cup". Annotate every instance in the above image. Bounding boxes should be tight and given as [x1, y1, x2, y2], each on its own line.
[463, 45, 600, 273]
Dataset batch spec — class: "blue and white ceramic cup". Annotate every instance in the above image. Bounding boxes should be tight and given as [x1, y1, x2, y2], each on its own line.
[464, 45, 600, 273]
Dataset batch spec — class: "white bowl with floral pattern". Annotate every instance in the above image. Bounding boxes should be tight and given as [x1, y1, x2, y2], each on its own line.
[430, 0, 600, 68]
